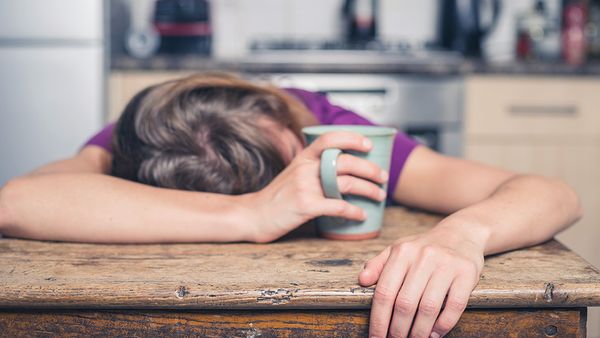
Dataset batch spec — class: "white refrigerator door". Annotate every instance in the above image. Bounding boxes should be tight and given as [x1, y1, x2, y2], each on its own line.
[0, 0, 103, 40]
[0, 0, 104, 185]
[0, 46, 104, 185]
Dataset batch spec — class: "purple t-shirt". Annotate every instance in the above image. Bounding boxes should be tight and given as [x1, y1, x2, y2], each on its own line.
[85, 88, 419, 195]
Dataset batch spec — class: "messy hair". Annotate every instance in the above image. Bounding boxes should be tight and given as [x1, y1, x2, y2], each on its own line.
[111, 73, 310, 194]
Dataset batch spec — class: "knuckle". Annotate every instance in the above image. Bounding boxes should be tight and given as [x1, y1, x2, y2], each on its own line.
[373, 285, 396, 303]
[409, 329, 429, 338]
[369, 163, 381, 178]
[336, 154, 350, 170]
[337, 176, 353, 193]
[393, 242, 416, 256]
[394, 295, 417, 315]
[435, 316, 456, 333]
[418, 298, 439, 316]
[369, 323, 389, 338]
[445, 297, 468, 312]
[388, 332, 405, 338]
[332, 202, 351, 217]
[320, 133, 335, 145]
[421, 245, 440, 261]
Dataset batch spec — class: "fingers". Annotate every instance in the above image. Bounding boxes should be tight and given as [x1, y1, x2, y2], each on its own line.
[408, 271, 454, 338]
[314, 198, 367, 221]
[387, 259, 437, 338]
[337, 154, 388, 184]
[358, 246, 391, 286]
[367, 247, 412, 338]
[337, 175, 386, 202]
[431, 275, 472, 337]
[303, 131, 372, 158]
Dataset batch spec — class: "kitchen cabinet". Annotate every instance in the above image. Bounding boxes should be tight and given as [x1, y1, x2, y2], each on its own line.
[108, 71, 192, 121]
[464, 75, 600, 336]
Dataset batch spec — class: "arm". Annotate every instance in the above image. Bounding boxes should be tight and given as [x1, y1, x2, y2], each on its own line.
[360, 146, 582, 337]
[394, 146, 582, 254]
[0, 132, 386, 244]
[0, 146, 255, 243]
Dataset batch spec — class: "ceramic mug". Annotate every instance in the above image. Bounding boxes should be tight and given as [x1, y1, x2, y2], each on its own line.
[302, 125, 396, 240]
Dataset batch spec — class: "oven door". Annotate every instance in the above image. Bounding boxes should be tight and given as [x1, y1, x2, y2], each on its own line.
[258, 73, 464, 156]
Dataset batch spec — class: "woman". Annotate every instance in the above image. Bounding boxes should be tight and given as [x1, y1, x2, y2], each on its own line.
[0, 73, 582, 337]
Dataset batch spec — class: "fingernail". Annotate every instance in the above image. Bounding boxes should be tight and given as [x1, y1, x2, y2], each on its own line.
[380, 170, 388, 181]
[379, 189, 386, 200]
[362, 209, 368, 219]
[430, 332, 441, 338]
[363, 138, 373, 149]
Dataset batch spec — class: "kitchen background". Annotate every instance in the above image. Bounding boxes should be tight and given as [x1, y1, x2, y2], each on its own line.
[1, 0, 600, 333]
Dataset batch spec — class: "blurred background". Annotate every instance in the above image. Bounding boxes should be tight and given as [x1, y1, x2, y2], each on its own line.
[0, 0, 599, 333]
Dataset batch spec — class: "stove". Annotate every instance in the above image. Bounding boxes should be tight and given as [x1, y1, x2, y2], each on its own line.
[247, 39, 463, 65]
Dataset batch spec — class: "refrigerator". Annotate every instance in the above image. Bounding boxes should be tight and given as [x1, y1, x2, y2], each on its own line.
[0, 0, 106, 185]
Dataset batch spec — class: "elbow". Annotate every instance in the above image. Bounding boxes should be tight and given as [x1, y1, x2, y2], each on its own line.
[0, 177, 27, 231]
[547, 176, 583, 227]
[571, 190, 584, 225]
[0, 180, 13, 231]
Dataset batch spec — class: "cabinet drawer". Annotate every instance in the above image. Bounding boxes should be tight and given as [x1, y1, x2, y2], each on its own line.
[465, 76, 600, 136]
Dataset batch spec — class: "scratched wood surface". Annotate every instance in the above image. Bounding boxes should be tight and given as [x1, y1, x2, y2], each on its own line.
[0, 308, 586, 337]
[0, 207, 599, 309]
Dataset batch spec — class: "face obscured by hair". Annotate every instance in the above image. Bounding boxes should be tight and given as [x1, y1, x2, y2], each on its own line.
[111, 73, 310, 195]
[259, 118, 304, 163]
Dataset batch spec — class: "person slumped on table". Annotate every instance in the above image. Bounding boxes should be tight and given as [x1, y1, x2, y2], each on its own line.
[0, 73, 582, 338]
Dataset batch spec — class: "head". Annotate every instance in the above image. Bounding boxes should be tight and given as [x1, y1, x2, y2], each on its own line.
[111, 73, 308, 194]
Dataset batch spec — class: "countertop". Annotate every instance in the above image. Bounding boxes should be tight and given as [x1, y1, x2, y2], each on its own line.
[111, 53, 600, 76]
[1, 207, 599, 310]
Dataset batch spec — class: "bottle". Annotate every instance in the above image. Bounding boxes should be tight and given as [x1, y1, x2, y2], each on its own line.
[562, 0, 587, 65]
[515, 0, 561, 61]
[342, 0, 377, 44]
[587, 0, 600, 59]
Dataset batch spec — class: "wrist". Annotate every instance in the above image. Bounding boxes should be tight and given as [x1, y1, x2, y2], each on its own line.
[235, 192, 268, 243]
[435, 211, 492, 254]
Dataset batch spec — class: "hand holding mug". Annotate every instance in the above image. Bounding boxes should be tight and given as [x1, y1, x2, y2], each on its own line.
[303, 125, 396, 240]
[246, 130, 388, 243]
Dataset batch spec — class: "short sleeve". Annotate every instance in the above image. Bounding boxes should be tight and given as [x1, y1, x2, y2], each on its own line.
[83, 122, 116, 153]
[286, 88, 419, 196]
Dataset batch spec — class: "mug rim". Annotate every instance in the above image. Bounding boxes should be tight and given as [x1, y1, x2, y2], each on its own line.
[302, 125, 397, 137]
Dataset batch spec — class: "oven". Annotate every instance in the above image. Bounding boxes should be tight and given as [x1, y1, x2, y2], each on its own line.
[257, 73, 464, 156]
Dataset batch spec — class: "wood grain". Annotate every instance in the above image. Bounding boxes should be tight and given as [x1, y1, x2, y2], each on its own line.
[1, 208, 599, 309]
[0, 308, 586, 337]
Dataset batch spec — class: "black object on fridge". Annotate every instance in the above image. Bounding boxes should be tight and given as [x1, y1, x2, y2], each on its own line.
[439, 0, 501, 57]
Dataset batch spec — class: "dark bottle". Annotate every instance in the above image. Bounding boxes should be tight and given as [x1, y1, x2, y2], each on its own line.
[342, 0, 377, 44]
[588, 0, 600, 59]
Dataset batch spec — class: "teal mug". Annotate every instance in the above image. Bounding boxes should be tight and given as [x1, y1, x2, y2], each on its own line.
[302, 125, 396, 240]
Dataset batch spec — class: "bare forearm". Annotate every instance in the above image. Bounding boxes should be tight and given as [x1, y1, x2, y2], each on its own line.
[437, 175, 583, 255]
[0, 174, 254, 243]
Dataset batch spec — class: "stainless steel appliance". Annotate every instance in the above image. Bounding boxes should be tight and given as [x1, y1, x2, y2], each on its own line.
[259, 73, 463, 156]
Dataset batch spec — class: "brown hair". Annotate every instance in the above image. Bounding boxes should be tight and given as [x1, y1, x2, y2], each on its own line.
[111, 72, 313, 194]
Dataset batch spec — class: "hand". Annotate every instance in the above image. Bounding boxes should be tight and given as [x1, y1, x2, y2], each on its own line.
[359, 221, 487, 338]
[246, 131, 388, 243]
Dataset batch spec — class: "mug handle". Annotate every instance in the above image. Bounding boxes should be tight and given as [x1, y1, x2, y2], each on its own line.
[320, 148, 343, 199]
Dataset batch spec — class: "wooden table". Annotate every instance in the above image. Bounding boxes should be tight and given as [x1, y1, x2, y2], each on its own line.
[1, 208, 600, 337]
